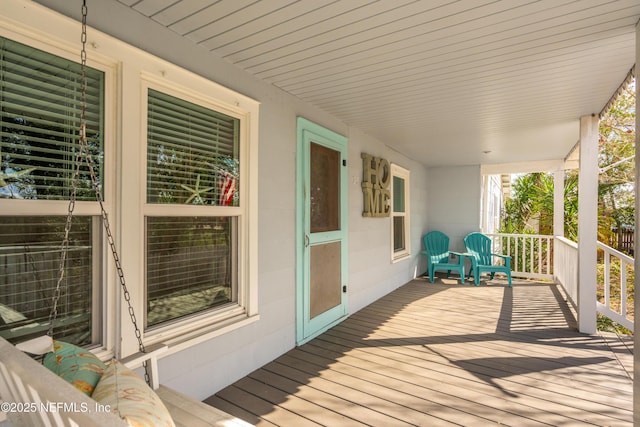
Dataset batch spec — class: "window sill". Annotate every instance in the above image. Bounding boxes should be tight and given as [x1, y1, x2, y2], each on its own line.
[100, 311, 260, 362]
[392, 253, 411, 263]
[153, 313, 260, 356]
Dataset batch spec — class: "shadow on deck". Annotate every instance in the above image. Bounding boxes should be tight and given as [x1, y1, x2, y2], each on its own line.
[204, 276, 633, 426]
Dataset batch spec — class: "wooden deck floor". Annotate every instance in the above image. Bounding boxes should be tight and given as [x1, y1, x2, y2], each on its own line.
[204, 276, 633, 426]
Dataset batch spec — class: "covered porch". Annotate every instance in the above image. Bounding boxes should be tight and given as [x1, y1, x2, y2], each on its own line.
[207, 277, 633, 426]
[0, 1, 638, 426]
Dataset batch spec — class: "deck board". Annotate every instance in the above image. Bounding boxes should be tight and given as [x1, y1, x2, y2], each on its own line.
[204, 393, 276, 427]
[205, 277, 633, 426]
[304, 334, 586, 426]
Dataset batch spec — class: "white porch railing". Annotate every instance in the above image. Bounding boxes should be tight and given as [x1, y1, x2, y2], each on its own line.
[487, 234, 553, 280]
[487, 234, 634, 333]
[596, 241, 634, 332]
[554, 237, 579, 308]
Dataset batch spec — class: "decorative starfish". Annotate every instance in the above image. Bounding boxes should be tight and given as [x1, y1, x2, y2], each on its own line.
[180, 174, 214, 204]
[0, 167, 36, 188]
[0, 167, 36, 198]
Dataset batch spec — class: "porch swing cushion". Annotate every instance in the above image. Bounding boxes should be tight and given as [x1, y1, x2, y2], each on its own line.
[43, 340, 107, 396]
[92, 359, 176, 427]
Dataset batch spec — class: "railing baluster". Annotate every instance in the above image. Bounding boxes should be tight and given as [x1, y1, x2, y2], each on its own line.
[522, 236, 527, 272]
[524, 237, 527, 273]
[537, 237, 542, 274]
[546, 237, 551, 275]
[604, 251, 610, 308]
[544, 237, 547, 275]
[595, 241, 633, 331]
[487, 233, 554, 280]
[488, 234, 632, 332]
[620, 261, 627, 316]
[520, 236, 523, 272]
[525, 236, 529, 272]
[529, 237, 534, 273]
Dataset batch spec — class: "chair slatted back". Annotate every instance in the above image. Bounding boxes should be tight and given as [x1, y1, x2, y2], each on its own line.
[424, 231, 451, 265]
[464, 232, 492, 265]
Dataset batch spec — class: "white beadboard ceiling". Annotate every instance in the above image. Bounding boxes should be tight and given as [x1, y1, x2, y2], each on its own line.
[119, 0, 638, 168]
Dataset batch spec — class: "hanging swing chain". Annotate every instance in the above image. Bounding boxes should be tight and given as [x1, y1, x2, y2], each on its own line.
[47, 3, 87, 337]
[47, 116, 83, 336]
[49, 0, 150, 386]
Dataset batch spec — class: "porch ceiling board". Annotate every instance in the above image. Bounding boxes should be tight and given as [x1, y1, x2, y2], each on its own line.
[116, 0, 640, 167]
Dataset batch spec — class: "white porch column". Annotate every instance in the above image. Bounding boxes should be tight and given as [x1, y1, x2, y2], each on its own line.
[552, 170, 565, 285]
[481, 174, 489, 232]
[633, 18, 639, 427]
[553, 170, 565, 238]
[577, 115, 598, 334]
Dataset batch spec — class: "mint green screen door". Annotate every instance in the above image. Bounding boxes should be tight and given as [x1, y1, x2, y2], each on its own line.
[296, 118, 348, 345]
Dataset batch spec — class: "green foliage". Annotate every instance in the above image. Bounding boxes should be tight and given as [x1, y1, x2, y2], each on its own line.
[499, 79, 636, 334]
[596, 252, 635, 313]
[595, 78, 636, 331]
[501, 172, 578, 240]
[563, 171, 579, 241]
[598, 80, 636, 237]
[597, 314, 633, 335]
[500, 79, 635, 248]
[502, 173, 550, 234]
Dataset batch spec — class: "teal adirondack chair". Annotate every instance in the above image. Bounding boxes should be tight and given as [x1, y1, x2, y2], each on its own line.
[421, 231, 466, 283]
[464, 232, 512, 287]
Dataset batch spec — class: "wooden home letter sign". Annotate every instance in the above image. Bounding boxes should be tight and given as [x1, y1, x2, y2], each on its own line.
[361, 153, 390, 217]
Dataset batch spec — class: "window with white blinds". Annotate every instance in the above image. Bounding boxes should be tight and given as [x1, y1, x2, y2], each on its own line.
[1, 6, 260, 351]
[0, 36, 104, 201]
[0, 216, 96, 346]
[147, 89, 239, 206]
[146, 216, 235, 328]
[0, 36, 104, 346]
[145, 89, 240, 328]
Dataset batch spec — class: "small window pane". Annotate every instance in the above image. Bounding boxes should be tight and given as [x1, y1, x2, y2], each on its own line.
[393, 176, 405, 213]
[146, 89, 239, 206]
[0, 216, 96, 346]
[146, 216, 236, 328]
[310, 142, 340, 232]
[0, 36, 105, 201]
[393, 216, 405, 252]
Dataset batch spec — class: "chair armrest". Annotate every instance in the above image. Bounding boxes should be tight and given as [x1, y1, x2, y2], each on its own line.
[491, 253, 512, 269]
[448, 251, 468, 263]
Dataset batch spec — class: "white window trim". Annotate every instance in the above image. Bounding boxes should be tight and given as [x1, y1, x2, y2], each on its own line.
[0, 16, 119, 358]
[390, 163, 411, 262]
[134, 74, 259, 351]
[121, 47, 260, 356]
[0, 2, 260, 359]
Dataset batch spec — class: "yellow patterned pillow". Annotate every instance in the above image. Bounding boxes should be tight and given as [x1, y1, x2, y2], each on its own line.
[92, 360, 175, 427]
